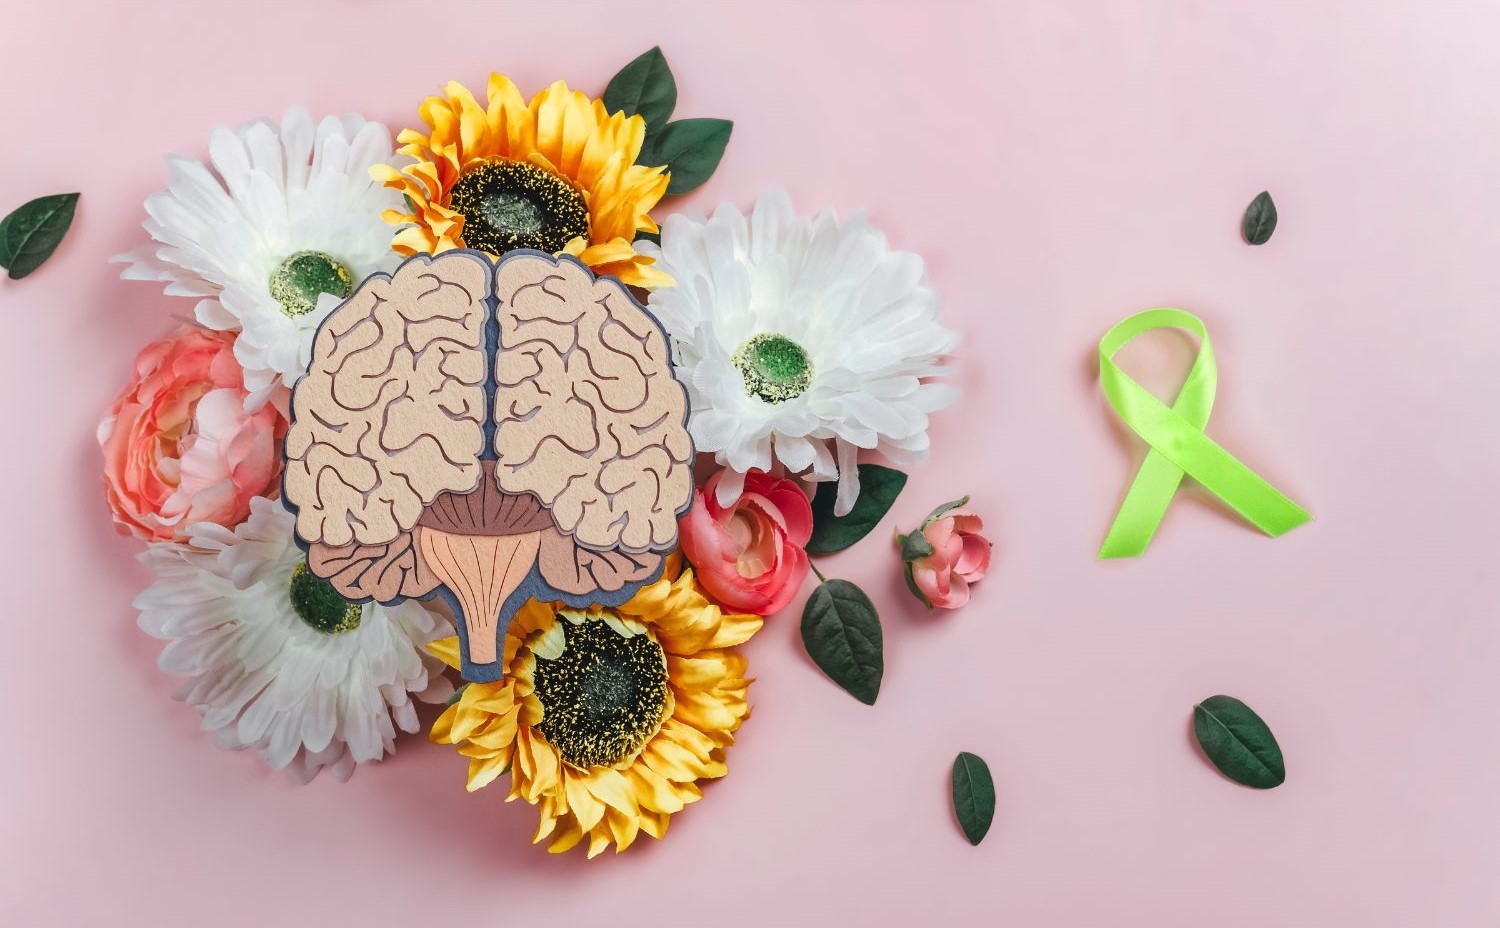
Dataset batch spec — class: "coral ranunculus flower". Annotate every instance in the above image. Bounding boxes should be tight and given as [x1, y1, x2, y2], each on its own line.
[679, 469, 813, 615]
[428, 562, 760, 857]
[99, 329, 286, 543]
[898, 498, 992, 610]
[373, 74, 671, 288]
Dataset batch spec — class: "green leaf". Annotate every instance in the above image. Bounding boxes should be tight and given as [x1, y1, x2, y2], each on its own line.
[1242, 190, 1277, 245]
[639, 118, 733, 196]
[921, 494, 971, 529]
[899, 529, 934, 562]
[0, 192, 79, 279]
[444, 683, 470, 707]
[1192, 694, 1286, 788]
[634, 229, 661, 246]
[951, 751, 996, 845]
[604, 46, 677, 131]
[806, 464, 908, 554]
[901, 563, 932, 609]
[800, 579, 883, 704]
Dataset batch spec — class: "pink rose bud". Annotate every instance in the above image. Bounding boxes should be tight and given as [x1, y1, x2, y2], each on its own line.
[678, 469, 813, 616]
[99, 328, 287, 543]
[897, 496, 992, 610]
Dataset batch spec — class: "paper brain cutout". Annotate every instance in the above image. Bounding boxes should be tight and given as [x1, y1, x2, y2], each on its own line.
[284, 250, 694, 682]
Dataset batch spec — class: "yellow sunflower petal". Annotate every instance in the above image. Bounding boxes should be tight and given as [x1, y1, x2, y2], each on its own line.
[547, 817, 585, 854]
[429, 702, 459, 744]
[642, 736, 716, 783]
[425, 636, 462, 670]
[466, 709, 519, 750]
[466, 755, 509, 792]
[448, 701, 496, 743]
[584, 768, 641, 817]
[563, 771, 607, 831]
[626, 763, 689, 814]
[656, 717, 721, 757]
[512, 726, 537, 782]
[585, 828, 612, 859]
[465, 682, 516, 715]
[667, 653, 735, 691]
[526, 734, 561, 796]
[606, 807, 641, 853]
[638, 809, 670, 840]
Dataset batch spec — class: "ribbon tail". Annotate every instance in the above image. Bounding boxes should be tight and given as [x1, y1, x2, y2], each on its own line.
[1174, 433, 1313, 538]
[1098, 448, 1187, 559]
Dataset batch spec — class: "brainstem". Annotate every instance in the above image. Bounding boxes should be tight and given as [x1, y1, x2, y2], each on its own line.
[491, 254, 692, 552]
[284, 252, 491, 548]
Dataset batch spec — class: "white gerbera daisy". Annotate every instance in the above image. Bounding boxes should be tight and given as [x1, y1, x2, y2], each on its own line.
[134, 497, 454, 782]
[641, 189, 961, 515]
[115, 107, 402, 401]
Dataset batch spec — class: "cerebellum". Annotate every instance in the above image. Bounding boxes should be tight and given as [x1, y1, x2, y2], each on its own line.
[283, 250, 693, 682]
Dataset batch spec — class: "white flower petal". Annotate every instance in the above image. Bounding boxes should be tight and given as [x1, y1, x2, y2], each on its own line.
[714, 466, 747, 507]
[834, 440, 861, 517]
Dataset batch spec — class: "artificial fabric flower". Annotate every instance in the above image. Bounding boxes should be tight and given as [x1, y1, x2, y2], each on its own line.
[641, 189, 961, 517]
[134, 497, 454, 782]
[115, 108, 402, 398]
[679, 469, 812, 615]
[373, 74, 670, 287]
[429, 561, 760, 857]
[99, 328, 285, 543]
[896, 496, 992, 610]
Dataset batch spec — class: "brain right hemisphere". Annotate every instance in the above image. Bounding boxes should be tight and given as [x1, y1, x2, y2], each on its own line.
[492, 257, 692, 553]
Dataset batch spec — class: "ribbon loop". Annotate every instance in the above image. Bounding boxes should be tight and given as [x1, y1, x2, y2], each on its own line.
[1098, 309, 1310, 559]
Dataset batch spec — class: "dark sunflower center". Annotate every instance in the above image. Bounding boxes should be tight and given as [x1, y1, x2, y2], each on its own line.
[288, 562, 362, 635]
[534, 615, 669, 769]
[448, 159, 590, 256]
[733, 332, 814, 403]
[269, 250, 354, 318]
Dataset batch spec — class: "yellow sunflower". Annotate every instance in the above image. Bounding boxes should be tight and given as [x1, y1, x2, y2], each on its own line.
[428, 560, 760, 857]
[372, 74, 671, 288]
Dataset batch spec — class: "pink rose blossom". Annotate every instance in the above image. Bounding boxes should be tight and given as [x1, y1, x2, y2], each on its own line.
[899, 498, 992, 610]
[679, 469, 813, 616]
[99, 328, 286, 543]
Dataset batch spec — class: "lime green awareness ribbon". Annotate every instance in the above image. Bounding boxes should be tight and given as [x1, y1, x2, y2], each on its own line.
[1098, 308, 1311, 558]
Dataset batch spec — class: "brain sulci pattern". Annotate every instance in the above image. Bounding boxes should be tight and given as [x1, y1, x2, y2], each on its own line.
[284, 252, 490, 549]
[492, 255, 695, 553]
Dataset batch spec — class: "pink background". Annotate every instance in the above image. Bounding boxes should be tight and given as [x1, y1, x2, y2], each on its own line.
[2, 1, 1497, 924]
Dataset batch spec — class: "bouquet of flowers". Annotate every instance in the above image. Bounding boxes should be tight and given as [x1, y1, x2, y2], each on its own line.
[98, 48, 962, 856]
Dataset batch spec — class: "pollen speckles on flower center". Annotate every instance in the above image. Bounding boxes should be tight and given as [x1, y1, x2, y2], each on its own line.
[533, 613, 669, 769]
[449, 159, 590, 256]
[288, 562, 362, 635]
[269, 250, 354, 318]
[733, 332, 814, 403]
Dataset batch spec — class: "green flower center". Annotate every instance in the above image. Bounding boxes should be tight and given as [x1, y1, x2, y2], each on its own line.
[288, 562, 362, 635]
[483, 192, 544, 236]
[534, 614, 669, 769]
[448, 159, 590, 257]
[733, 333, 814, 403]
[268, 250, 354, 318]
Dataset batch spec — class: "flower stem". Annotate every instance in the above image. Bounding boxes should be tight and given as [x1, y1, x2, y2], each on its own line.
[809, 562, 829, 585]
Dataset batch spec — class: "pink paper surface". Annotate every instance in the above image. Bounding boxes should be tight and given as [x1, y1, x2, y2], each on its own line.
[2, 1, 1496, 924]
